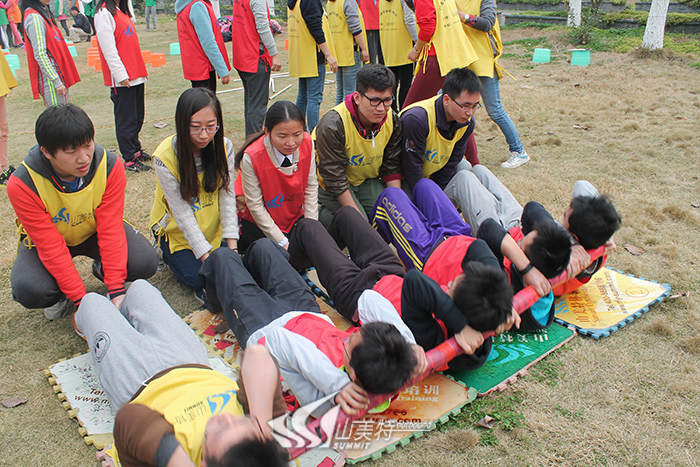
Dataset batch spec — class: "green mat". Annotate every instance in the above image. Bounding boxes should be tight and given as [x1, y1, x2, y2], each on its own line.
[445, 324, 576, 395]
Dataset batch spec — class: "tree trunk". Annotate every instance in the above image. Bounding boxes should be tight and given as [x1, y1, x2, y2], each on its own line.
[641, 0, 670, 50]
[569, 0, 582, 27]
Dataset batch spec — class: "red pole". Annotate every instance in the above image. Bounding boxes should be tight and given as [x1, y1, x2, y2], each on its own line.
[288, 246, 606, 459]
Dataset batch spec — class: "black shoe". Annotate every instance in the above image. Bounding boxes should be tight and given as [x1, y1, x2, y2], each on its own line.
[91, 260, 104, 282]
[134, 150, 152, 163]
[125, 159, 152, 172]
[0, 165, 15, 185]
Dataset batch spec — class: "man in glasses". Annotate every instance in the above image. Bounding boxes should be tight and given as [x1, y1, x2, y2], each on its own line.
[74, 280, 288, 467]
[400, 66, 488, 217]
[313, 63, 402, 226]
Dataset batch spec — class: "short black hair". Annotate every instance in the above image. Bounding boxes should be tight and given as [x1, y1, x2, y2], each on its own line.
[351, 322, 416, 394]
[524, 222, 572, 278]
[443, 67, 483, 100]
[205, 438, 288, 467]
[568, 195, 621, 250]
[70, 6, 79, 12]
[35, 104, 95, 156]
[356, 63, 396, 94]
[452, 263, 513, 332]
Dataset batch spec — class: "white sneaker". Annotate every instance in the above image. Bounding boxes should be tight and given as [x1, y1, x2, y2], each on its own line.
[44, 298, 71, 320]
[501, 150, 530, 168]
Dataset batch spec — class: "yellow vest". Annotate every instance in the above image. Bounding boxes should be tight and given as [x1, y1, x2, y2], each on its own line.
[107, 368, 244, 466]
[327, 0, 368, 67]
[378, 0, 413, 67]
[401, 96, 469, 178]
[149, 136, 222, 254]
[420, 0, 477, 77]
[289, 5, 335, 77]
[455, 0, 505, 78]
[314, 102, 394, 189]
[0, 53, 17, 97]
[21, 149, 107, 247]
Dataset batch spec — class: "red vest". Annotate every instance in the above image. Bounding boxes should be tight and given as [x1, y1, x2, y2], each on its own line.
[177, 0, 231, 81]
[231, 0, 272, 73]
[258, 313, 357, 368]
[501, 225, 523, 282]
[239, 134, 313, 234]
[422, 236, 476, 287]
[97, 8, 147, 87]
[358, 0, 379, 30]
[24, 9, 80, 100]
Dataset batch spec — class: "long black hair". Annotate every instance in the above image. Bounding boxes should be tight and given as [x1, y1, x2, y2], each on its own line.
[21, 0, 56, 25]
[95, 0, 130, 16]
[174, 88, 230, 201]
[235, 100, 305, 170]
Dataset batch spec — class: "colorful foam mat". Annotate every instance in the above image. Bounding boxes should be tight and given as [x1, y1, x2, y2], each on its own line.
[188, 305, 477, 465]
[554, 267, 671, 339]
[445, 324, 576, 395]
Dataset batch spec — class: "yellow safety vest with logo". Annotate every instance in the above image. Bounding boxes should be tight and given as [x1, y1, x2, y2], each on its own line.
[105, 368, 244, 466]
[288, 5, 335, 77]
[419, 0, 477, 77]
[326, 0, 368, 67]
[19, 148, 107, 247]
[149, 136, 222, 254]
[401, 95, 470, 178]
[378, 0, 413, 67]
[313, 102, 394, 189]
[455, 0, 505, 78]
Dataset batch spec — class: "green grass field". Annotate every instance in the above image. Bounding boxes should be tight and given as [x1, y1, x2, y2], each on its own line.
[0, 15, 698, 466]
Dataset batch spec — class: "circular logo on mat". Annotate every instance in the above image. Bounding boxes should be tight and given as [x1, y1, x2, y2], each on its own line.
[93, 331, 111, 363]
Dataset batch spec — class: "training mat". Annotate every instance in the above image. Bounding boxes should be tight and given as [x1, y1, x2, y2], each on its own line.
[332, 374, 477, 464]
[44, 353, 237, 450]
[445, 325, 576, 395]
[554, 267, 671, 339]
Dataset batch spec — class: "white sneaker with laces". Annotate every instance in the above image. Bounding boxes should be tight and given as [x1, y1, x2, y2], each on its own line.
[501, 150, 530, 168]
[44, 298, 71, 320]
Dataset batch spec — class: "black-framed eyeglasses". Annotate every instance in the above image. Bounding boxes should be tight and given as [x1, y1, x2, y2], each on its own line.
[360, 91, 394, 108]
[449, 95, 481, 111]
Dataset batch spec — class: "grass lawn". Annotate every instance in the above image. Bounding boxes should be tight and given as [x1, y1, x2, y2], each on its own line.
[0, 15, 698, 466]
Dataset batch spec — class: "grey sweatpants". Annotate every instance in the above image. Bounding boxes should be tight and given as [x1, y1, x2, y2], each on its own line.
[75, 280, 209, 409]
[443, 160, 523, 235]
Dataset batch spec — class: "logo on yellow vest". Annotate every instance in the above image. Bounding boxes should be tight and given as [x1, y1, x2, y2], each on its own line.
[52, 207, 70, 224]
[349, 153, 365, 166]
[207, 390, 237, 415]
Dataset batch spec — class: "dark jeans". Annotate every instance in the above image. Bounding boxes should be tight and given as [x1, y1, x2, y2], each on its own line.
[366, 30, 383, 64]
[289, 206, 404, 321]
[238, 217, 302, 255]
[191, 70, 217, 93]
[389, 63, 413, 111]
[111, 83, 145, 162]
[159, 238, 226, 292]
[237, 57, 270, 137]
[11, 222, 158, 308]
[199, 239, 320, 347]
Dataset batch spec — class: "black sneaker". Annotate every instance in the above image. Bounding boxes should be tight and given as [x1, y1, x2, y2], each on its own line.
[91, 260, 104, 282]
[125, 159, 152, 172]
[134, 150, 152, 163]
[0, 165, 15, 185]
